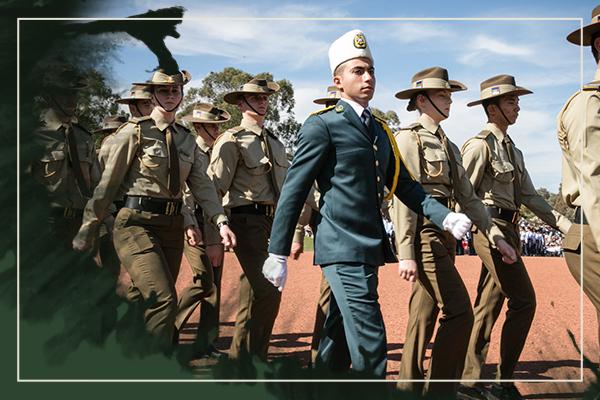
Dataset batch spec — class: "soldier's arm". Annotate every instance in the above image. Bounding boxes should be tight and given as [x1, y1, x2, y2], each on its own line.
[582, 94, 600, 248]
[188, 145, 227, 226]
[181, 183, 199, 228]
[392, 131, 421, 260]
[451, 143, 505, 247]
[209, 134, 239, 197]
[268, 116, 332, 256]
[75, 125, 138, 243]
[520, 158, 572, 234]
[460, 138, 488, 190]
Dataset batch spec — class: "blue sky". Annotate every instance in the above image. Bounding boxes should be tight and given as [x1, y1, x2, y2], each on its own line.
[73, 0, 598, 192]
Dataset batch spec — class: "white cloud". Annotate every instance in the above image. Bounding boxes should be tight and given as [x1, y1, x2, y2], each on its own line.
[458, 34, 535, 65]
[371, 21, 457, 44]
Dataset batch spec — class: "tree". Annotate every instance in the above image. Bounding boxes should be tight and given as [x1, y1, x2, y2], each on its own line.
[371, 108, 401, 131]
[179, 67, 301, 152]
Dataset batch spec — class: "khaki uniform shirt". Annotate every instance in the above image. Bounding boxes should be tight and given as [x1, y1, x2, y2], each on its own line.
[209, 116, 289, 209]
[181, 135, 222, 245]
[392, 114, 505, 260]
[76, 108, 227, 243]
[462, 122, 571, 234]
[557, 68, 600, 248]
[32, 108, 100, 210]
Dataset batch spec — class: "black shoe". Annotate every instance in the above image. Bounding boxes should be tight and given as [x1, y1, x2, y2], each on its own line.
[485, 383, 524, 400]
[457, 384, 488, 400]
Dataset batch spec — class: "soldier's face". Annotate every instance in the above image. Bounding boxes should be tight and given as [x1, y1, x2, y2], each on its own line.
[418, 89, 452, 121]
[51, 90, 78, 117]
[240, 94, 269, 116]
[129, 99, 154, 117]
[154, 85, 183, 111]
[498, 95, 520, 124]
[333, 57, 375, 107]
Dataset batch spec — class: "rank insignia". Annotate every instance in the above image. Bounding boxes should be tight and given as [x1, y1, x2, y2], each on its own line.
[335, 104, 344, 112]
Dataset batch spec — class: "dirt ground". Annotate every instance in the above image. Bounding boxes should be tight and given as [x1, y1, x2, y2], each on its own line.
[170, 252, 597, 398]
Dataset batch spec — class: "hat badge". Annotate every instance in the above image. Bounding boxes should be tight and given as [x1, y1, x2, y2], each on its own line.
[415, 80, 423, 88]
[353, 33, 367, 49]
[491, 86, 500, 95]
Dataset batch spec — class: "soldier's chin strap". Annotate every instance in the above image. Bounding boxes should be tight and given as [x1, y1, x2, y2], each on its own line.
[200, 124, 218, 141]
[424, 92, 448, 119]
[498, 105, 512, 126]
[243, 96, 266, 116]
[153, 89, 182, 113]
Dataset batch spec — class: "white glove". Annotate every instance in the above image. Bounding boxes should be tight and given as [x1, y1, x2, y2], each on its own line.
[442, 212, 472, 240]
[262, 253, 288, 292]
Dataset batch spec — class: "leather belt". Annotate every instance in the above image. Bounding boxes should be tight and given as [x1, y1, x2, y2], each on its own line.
[124, 195, 182, 216]
[574, 207, 589, 225]
[50, 206, 84, 219]
[486, 206, 520, 224]
[231, 203, 275, 217]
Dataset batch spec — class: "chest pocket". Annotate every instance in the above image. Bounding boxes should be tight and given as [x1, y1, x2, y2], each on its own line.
[76, 141, 93, 164]
[421, 146, 447, 179]
[178, 150, 194, 178]
[239, 139, 270, 176]
[40, 148, 66, 178]
[490, 159, 515, 183]
[141, 140, 168, 169]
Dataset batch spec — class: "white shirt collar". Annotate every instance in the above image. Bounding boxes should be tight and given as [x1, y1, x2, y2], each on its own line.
[341, 97, 370, 119]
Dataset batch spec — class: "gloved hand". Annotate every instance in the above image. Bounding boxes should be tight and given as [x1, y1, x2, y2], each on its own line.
[442, 212, 472, 240]
[262, 253, 288, 292]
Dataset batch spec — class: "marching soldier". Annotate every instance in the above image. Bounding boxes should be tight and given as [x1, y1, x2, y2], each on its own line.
[72, 69, 236, 351]
[32, 63, 100, 248]
[209, 77, 288, 360]
[459, 75, 572, 399]
[116, 84, 155, 118]
[262, 29, 472, 378]
[176, 103, 231, 358]
[391, 67, 516, 396]
[559, 5, 600, 351]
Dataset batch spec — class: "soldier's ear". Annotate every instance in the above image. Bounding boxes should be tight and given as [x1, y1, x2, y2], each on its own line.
[332, 75, 342, 88]
[594, 37, 600, 54]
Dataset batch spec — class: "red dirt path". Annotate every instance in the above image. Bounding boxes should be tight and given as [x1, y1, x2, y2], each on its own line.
[172, 252, 597, 398]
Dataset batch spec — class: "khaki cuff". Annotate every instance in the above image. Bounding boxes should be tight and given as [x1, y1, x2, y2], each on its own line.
[398, 244, 416, 260]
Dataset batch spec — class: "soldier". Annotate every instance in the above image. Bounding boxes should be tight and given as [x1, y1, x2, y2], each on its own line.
[559, 5, 600, 351]
[72, 69, 236, 351]
[94, 115, 128, 146]
[32, 63, 100, 248]
[458, 75, 572, 400]
[262, 29, 473, 378]
[116, 84, 155, 118]
[209, 77, 288, 360]
[176, 103, 231, 358]
[391, 67, 516, 396]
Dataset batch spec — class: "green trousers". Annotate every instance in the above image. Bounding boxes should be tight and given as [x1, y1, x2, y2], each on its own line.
[229, 213, 281, 360]
[397, 219, 473, 395]
[112, 207, 184, 350]
[462, 218, 536, 383]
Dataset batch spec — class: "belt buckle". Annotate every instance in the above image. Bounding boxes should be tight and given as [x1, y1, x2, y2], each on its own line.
[63, 207, 73, 218]
[267, 205, 275, 218]
[165, 201, 175, 216]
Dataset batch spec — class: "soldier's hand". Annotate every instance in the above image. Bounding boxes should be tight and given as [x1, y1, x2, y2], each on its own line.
[185, 225, 204, 247]
[262, 253, 288, 292]
[398, 259, 419, 282]
[103, 215, 115, 233]
[72, 238, 91, 252]
[442, 212, 472, 240]
[496, 238, 518, 264]
[207, 244, 224, 268]
[220, 225, 237, 248]
[290, 241, 304, 260]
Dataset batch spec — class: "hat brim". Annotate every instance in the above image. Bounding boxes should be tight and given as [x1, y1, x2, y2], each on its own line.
[567, 23, 600, 46]
[395, 81, 467, 100]
[93, 127, 119, 134]
[313, 97, 339, 105]
[224, 90, 277, 105]
[466, 87, 533, 107]
[181, 116, 230, 124]
[116, 97, 152, 104]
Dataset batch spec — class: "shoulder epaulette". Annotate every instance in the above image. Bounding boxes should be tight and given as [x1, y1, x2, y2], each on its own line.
[73, 123, 92, 135]
[130, 115, 152, 124]
[225, 126, 245, 135]
[475, 130, 493, 139]
[175, 120, 191, 132]
[310, 105, 335, 116]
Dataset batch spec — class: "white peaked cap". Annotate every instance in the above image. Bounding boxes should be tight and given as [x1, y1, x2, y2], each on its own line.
[328, 29, 374, 75]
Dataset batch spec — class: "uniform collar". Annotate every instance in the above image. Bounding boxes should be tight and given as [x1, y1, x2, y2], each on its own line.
[417, 113, 440, 135]
[41, 108, 77, 130]
[150, 108, 175, 132]
[240, 116, 264, 136]
[340, 97, 369, 119]
[485, 122, 507, 142]
[196, 135, 212, 153]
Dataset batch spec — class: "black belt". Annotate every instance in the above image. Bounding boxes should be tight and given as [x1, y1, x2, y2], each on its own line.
[574, 207, 589, 225]
[50, 206, 83, 219]
[231, 203, 275, 217]
[124, 195, 182, 216]
[486, 206, 520, 224]
[112, 200, 125, 217]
